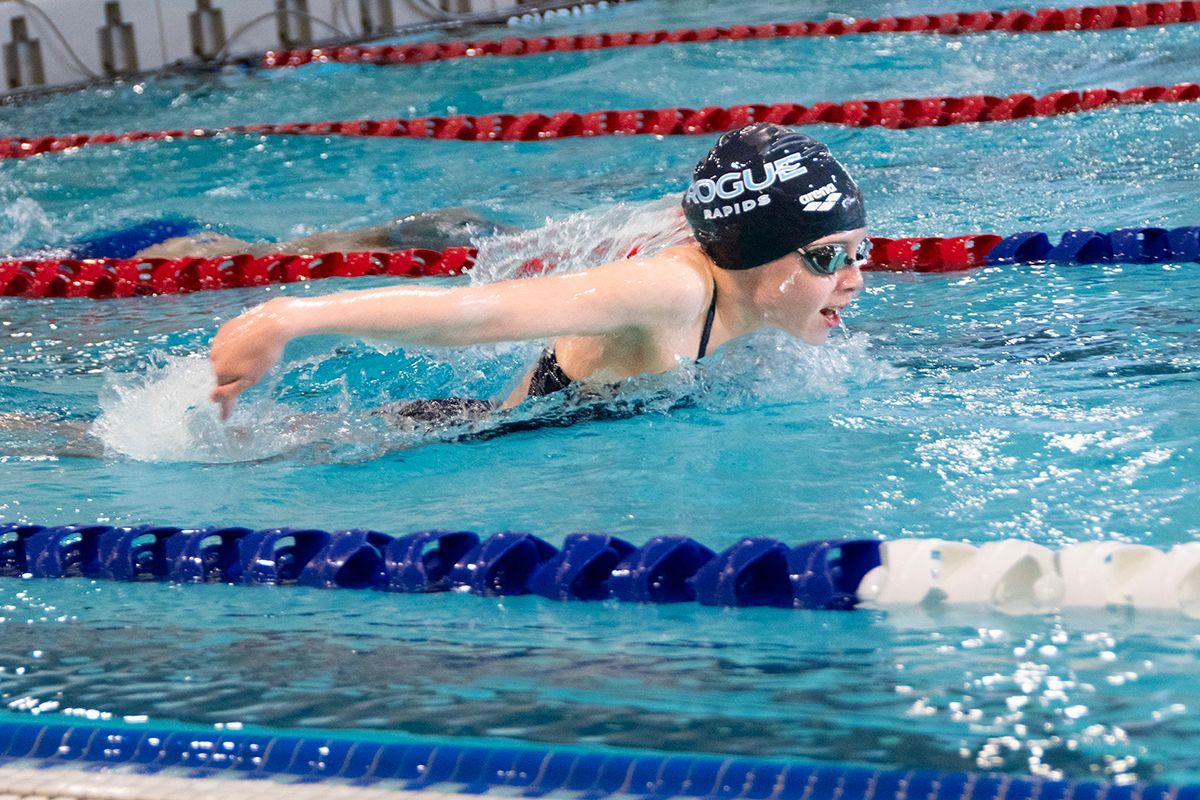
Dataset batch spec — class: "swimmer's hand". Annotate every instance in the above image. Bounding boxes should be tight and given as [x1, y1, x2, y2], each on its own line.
[209, 298, 293, 420]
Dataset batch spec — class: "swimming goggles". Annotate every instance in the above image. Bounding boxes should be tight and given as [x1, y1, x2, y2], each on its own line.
[796, 239, 872, 276]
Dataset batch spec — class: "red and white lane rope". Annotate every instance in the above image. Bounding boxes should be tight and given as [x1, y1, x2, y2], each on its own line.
[261, 2, 1200, 69]
[2, 82, 1198, 160]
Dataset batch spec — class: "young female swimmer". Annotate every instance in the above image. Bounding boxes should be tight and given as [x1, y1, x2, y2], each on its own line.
[208, 123, 871, 421]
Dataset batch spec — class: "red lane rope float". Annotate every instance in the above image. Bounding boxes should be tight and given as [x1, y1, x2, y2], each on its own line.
[0, 248, 475, 299]
[5, 226, 1198, 299]
[2, 83, 1198, 160]
[261, 1, 1200, 69]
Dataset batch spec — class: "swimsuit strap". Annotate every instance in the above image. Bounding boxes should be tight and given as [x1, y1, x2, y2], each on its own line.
[696, 278, 718, 359]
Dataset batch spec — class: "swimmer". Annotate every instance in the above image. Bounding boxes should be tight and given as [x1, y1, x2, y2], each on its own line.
[208, 123, 870, 422]
[134, 208, 517, 260]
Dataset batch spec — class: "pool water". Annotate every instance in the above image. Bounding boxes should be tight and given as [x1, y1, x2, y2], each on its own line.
[2, 0, 1200, 786]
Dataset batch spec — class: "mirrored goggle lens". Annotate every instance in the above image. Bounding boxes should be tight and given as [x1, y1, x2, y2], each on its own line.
[799, 240, 872, 275]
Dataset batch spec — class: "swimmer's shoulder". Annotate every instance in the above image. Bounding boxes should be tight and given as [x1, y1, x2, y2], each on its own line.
[569, 243, 713, 327]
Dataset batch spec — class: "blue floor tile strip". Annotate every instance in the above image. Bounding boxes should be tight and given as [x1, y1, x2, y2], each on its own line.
[0, 717, 1192, 799]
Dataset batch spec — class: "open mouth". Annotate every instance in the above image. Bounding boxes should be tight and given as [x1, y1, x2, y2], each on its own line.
[820, 307, 842, 327]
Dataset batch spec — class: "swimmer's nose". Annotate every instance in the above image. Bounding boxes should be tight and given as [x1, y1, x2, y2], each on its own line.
[837, 262, 864, 294]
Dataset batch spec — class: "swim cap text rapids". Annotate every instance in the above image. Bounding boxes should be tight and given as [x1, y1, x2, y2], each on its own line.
[682, 123, 867, 270]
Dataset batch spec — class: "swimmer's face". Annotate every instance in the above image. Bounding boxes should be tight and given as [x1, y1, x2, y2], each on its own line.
[753, 227, 868, 345]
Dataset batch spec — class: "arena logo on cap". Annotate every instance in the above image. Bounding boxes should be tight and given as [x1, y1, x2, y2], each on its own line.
[686, 152, 809, 210]
[799, 182, 840, 212]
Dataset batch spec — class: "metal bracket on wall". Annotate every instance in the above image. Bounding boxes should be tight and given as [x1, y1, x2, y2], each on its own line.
[4, 16, 46, 89]
[359, 0, 396, 35]
[189, 0, 227, 60]
[275, 0, 313, 49]
[98, 1, 138, 77]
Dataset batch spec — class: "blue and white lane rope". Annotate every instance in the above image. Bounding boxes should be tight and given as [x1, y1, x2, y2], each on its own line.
[0, 715, 1194, 800]
[3, 523, 1199, 615]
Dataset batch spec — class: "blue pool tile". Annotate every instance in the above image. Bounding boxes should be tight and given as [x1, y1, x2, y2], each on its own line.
[525, 751, 578, 796]
[260, 735, 302, 774]
[872, 769, 909, 800]
[1175, 785, 1200, 800]
[365, 743, 417, 780]
[7, 723, 53, 760]
[561, 752, 608, 793]
[306, 737, 354, 776]
[650, 755, 696, 797]
[286, 738, 331, 776]
[615, 756, 660, 796]
[162, 731, 226, 770]
[48, 726, 91, 760]
[840, 766, 876, 800]
[1103, 785, 1136, 800]
[778, 764, 818, 800]
[685, 757, 729, 797]
[740, 762, 787, 799]
[391, 743, 440, 781]
[339, 741, 384, 779]
[446, 745, 491, 787]
[587, 753, 638, 797]
[504, 749, 550, 789]
[224, 736, 272, 772]
[1139, 784, 1177, 800]
[903, 769, 939, 800]
[129, 732, 170, 764]
[463, 747, 521, 792]
[1037, 781, 1067, 800]
[934, 772, 969, 800]
[1006, 778, 1038, 800]
[812, 767, 849, 800]
[1067, 783, 1104, 800]
[0, 726, 18, 756]
[90, 728, 147, 763]
[964, 774, 998, 800]
[405, 744, 465, 788]
[30, 725, 72, 759]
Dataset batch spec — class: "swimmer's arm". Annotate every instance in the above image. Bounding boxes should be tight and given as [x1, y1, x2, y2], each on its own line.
[281, 256, 699, 345]
[209, 251, 704, 418]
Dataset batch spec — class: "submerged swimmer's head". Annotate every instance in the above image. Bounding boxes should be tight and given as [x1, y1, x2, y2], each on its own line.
[682, 123, 867, 271]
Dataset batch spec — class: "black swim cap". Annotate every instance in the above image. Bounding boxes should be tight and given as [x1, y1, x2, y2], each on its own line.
[682, 123, 867, 270]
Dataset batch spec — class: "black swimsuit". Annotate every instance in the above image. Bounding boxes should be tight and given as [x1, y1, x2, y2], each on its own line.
[527, 280, 719, 398]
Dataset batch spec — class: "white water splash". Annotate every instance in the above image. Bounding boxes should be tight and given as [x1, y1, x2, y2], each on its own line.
[0, 197, 57, 257]
[90, 354, 320, 463]
[470, 194, 693, 283]
[697, 329, 904, 412]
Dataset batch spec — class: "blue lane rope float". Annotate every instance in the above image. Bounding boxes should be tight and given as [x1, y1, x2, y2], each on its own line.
[0, 523, 883, 610]
[9, 523, 1200, 613]
[0, 715, 1195, 800]
[868, 225, 1200, 272]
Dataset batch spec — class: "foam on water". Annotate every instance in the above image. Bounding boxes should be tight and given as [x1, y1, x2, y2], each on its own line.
[0, 196, 56, 256]
[90, 354, 317, 463]
[471, 194, 692, 282]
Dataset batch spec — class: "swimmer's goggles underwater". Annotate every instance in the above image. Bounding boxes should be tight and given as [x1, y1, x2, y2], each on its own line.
[796, 239, 871, 276]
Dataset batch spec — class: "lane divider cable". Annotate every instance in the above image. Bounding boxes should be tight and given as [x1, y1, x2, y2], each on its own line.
[260, 1, 1200, 69]
[2, 83, 1198, 160]
[2, 225, 1196, 299]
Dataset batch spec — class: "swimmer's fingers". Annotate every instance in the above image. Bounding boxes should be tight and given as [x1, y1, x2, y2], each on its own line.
[210, 379, 253, 421]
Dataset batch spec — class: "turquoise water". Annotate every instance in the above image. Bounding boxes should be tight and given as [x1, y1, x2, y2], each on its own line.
[2, 0, 1200, 785]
